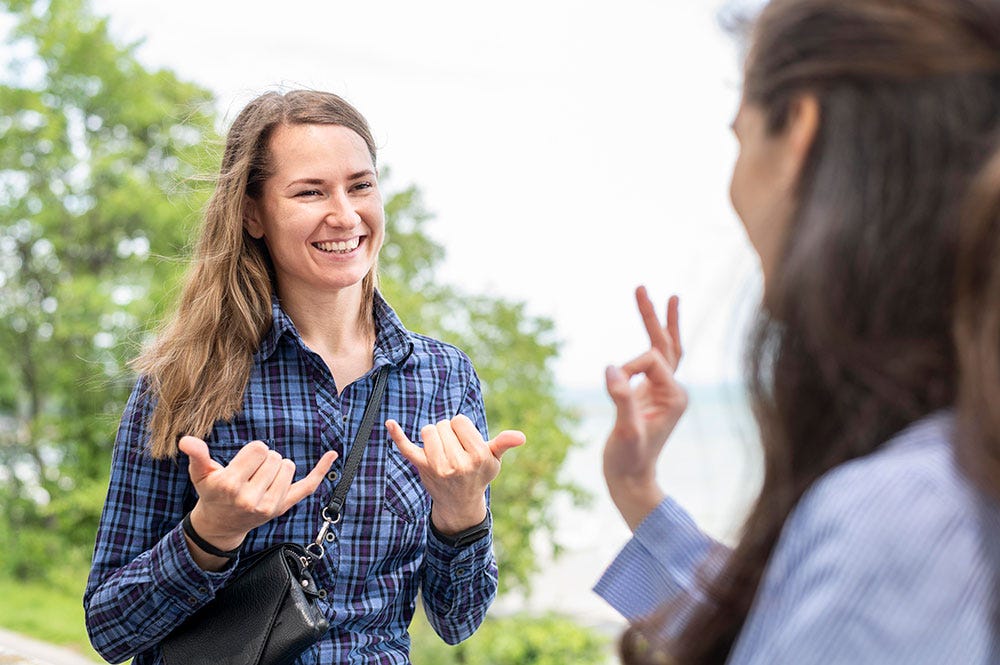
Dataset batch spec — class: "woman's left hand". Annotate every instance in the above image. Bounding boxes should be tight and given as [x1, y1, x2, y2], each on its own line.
[386, 415, 525, 534]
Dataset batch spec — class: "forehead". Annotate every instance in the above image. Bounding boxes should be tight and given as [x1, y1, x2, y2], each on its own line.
[266, 123, 374, 175]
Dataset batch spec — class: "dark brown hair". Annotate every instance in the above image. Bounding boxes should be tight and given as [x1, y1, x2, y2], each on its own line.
[623, 1, 1000, 662]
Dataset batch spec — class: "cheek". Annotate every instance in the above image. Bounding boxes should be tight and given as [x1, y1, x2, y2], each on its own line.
[729, 153, 753, 230]
[365, 204, 386, 239]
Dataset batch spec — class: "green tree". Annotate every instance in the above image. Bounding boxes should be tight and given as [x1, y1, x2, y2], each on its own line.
[0, 0, 590, 657]
[0, 0, 217, 576]
[379, 185, 586, 592]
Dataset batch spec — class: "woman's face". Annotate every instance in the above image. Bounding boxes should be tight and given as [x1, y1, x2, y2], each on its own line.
[729, 98, 815, 287]
[245, 123, 384, 300]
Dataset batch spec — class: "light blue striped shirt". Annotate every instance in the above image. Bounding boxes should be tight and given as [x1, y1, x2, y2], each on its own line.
[595, 411, 1000, 663]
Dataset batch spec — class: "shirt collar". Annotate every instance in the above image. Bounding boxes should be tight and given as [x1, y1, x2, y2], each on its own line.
[255, 291, 414, 367]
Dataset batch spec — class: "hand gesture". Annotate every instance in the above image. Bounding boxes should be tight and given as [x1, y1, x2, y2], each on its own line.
[604, 286, 687, 530]
[386, 415, 525, 534]
[179, 436, 336, 565]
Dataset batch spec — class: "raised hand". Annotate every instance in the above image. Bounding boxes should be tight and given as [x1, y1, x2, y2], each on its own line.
[386, 415, 525, 534]
[178, 436, 336, 567]
[603, 286, 687, 530]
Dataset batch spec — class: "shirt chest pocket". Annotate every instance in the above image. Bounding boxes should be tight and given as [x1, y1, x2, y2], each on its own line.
[383, 445, 430, 523]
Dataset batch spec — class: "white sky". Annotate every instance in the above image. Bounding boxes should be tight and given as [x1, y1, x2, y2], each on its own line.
[88, 0, 763, 390]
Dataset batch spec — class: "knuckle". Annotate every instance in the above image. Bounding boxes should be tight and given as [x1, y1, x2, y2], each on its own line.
[217, 477, 242, 497]
[247, 440, 269, 454]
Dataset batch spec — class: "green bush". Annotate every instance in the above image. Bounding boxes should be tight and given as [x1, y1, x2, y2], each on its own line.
[410, 608, 611, 665]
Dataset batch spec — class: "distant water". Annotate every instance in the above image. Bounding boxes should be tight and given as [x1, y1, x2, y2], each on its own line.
[493, 383, 762, 632]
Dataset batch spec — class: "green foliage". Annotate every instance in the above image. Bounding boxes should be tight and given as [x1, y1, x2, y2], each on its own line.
[0, 567, 103, 661]
[0, 0, 216, 577]
[409, 607, 610, 665]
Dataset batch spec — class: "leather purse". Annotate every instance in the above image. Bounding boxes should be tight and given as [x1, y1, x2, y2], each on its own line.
[162, 366, 390, 665]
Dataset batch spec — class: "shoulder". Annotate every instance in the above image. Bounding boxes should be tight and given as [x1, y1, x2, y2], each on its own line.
[764, 409, 999, 599]
[405, 332, 476, 374]
[794, 411, 976, 539]
[734, 412, 1000, 662]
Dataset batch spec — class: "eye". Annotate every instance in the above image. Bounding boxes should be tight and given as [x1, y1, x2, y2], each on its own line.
[352, 181, 373, 191]
[295, 189, 323, 197]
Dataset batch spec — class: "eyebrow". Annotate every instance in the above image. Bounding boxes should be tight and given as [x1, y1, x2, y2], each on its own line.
[284, 170, 376, 190]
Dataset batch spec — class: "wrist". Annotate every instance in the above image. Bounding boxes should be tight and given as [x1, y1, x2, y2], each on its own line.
[430, 511, 491, 548]
[605, 474, 665, 532]
[187, 507, 248, 554]
[430, 501, 488, 536]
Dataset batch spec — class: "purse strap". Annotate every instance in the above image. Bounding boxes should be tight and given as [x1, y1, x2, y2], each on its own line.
[307, 364, 390, 560]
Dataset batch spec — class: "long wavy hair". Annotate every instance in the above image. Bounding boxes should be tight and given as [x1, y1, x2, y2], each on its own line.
[623, 0, 1000, 662]
[134, 90, 379, 459]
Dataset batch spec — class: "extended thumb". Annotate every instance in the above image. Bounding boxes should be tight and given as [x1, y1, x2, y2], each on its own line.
[489, 430, 526, 459]
[178, 435, 218, 479]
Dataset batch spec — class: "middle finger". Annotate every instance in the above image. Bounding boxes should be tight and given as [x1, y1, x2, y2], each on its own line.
[434, 419, 464, 469]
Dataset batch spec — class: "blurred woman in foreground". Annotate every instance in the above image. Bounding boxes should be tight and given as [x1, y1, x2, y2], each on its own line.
[596, 1, 1000, 662]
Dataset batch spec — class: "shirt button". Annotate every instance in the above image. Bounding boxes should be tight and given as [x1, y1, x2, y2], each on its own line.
[186, 596, 197, 605]
[455, 568, 468, 578]
[197, 586, 207, 595]
[342, 415, 348, 422]
[326, 470, 339, 483]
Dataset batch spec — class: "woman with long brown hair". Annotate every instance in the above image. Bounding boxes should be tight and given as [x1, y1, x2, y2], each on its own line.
[84, 90, 524, 664]
[596, 0, 1000, 662]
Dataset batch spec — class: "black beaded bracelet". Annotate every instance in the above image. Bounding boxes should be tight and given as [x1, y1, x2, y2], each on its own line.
[181, 512, 243, 559]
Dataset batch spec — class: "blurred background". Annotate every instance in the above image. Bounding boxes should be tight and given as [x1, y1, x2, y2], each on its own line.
[0, 0, 764, 662]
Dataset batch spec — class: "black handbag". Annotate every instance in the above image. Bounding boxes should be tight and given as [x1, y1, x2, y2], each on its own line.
[162, 366, 391, 665]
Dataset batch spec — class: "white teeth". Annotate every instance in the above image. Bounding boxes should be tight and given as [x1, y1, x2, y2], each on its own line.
[314, 237, 361, 253]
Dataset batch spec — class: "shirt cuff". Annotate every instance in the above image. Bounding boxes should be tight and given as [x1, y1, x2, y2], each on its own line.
[424, 514, 495, 582]
[594, 496, 716, 622]
[151, 522, 240, 617]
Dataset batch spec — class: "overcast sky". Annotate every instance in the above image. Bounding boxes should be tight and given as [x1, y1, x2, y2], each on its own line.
[86, 0, 762, 390]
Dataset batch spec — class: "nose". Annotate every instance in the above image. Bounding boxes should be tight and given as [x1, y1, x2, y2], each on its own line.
[324, 189, 361, 228]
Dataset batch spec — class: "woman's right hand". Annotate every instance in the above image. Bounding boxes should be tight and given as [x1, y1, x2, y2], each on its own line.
[178, 436, 336, 569]
[604, 286, 688, 531]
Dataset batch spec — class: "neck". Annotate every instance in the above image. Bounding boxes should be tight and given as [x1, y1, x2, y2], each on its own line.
[277, 283, 374, 357]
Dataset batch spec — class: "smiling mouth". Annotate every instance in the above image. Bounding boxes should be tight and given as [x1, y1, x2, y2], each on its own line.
[312, 237, 362, 254]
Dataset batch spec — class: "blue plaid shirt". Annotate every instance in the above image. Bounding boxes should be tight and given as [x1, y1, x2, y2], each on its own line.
[85, 293, 497, 664]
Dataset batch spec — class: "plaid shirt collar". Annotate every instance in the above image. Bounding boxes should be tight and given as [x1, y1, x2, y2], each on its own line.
[255, 290, 414, 368]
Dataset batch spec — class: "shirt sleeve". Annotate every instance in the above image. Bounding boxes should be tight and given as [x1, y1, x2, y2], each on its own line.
[728, 459, 994, 665]
[593, 496, 724, 634]
[83, 379, 238, 663]
[419, 364, 498, 644]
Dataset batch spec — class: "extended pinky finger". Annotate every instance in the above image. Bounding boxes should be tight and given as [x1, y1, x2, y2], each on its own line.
[284, 450, 336, 509]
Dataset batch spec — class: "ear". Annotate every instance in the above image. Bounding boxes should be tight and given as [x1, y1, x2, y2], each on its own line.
[243, 197, 265, 239]
[781, 94, 820, 181]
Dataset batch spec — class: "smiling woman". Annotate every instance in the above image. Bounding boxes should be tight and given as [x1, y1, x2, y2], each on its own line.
[83, 89, 525, 665]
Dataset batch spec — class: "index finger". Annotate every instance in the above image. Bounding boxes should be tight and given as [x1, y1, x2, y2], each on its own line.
[636, 286, 670, 357]
[226, 440, 271, 480]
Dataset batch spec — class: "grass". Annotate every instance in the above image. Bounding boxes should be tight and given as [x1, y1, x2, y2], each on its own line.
[0, 572, 104, 662]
